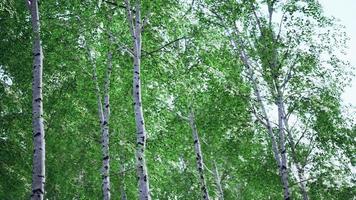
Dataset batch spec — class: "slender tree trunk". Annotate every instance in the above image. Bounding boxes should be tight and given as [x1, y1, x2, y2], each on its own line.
[90, 34, 113, 199]
[26, 0, 45, 199]
[228, 30, 292, 199]
[213, 161, 224, 200]
[189, 110, 210, 200]
[101, 40, 113, 200]
[281, 101, 309, 200]
[124, 0, 151, 199]
[276, 86, 290, 200]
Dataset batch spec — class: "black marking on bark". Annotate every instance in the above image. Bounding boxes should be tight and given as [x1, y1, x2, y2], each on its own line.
[34, 132, 41, 137]
[105, 104, 109, 108]
[282, 165, 287, 170]
[194, 139, 198, 144]
[34, 97, 41, 102]
[136, 84, 139, 88]
[32, 188, 44, 194]
[138, 142, 144, 146]
[33, 52, 40, 56]
[103, 155, 109, 160]
[143, 175, 147, 182]
[281, 149, 286, 154]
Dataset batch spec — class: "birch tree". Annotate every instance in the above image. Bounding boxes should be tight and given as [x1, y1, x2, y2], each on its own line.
[200, 0, 353, 199]
[25, 0, 46, 199]
[124, 0, 151, 199]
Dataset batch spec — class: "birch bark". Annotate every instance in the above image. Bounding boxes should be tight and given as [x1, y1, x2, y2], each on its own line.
[281, 99, 309, 200]
[89, 31, 113, 199]
[213, 161, 224, 200]
[276, 86, 290, 200]
[189, 111, 210, 200]
[101, 40, 113, 200]
[124, 0, 151, 199]
[26, 0, 45, 199]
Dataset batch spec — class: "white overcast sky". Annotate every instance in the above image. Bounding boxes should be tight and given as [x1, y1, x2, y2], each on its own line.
[319, 0, 356, 106]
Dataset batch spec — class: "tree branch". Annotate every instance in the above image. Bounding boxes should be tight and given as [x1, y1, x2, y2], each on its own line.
[144, 36, 186, 56]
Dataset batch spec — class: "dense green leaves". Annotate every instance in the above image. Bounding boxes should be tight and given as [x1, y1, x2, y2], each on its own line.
[0, 0, 354, 199]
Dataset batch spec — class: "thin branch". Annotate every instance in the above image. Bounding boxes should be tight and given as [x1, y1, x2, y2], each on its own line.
[276, 12, 286, 42]
[141, 12, 151, 33]
[144, 36, 186, 56]
[124, 0, 135, 39]
[290, 176, 317, 187]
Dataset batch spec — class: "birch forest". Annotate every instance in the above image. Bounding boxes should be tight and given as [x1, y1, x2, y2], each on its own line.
[1, 0, 356, 199]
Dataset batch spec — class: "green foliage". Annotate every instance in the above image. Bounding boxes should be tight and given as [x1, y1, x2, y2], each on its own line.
[0, 0, 354, 199]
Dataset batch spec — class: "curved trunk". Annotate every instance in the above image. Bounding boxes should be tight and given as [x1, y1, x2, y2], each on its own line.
[27, 0, 45, 199]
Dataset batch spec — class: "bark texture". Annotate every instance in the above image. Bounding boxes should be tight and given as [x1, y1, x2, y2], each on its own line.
[124, 0, 151, 199]
[189, 111, 210, 200]
[213, 161, 224, 200]
[276, 87, 290, 200]
[90, 32, 113, 199]
[282, 100, 309, 200]
[101, 44, 113, 200]
[27, 0, 45, 199]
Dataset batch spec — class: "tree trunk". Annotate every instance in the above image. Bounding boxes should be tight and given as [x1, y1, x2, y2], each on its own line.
[276, 87, 290, 200]
[228, 30, 292, 199]
[189, 110, 210, 200]
[124, 0, 151, 199]
[27, 0, 45, 199]
[90, 34, 112, 199]
[213, 161, 224, 200]
[281, 101, 309, 200]
[101, 42, 113, 200]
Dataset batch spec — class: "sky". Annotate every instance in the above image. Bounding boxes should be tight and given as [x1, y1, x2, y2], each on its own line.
[319, 0, 356, 106]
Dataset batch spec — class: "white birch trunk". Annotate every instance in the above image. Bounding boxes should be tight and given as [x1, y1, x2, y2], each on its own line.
[281, 100, 309, 200]
[101, 44, 113, 200]
[189, 111, 210, 200]
[229, 31, 292, 199]
[213, 161, 224, 200]
[27, 0, 45, 199]
[124, 0, 151, 199]
[90, 37, 112, 199]
[276, 87, 290, 200]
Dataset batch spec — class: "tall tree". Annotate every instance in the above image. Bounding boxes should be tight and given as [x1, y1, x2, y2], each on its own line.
[189, 109, 210, 200]
[124, 0, 151, 199]
[25, 0, 45, 199]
